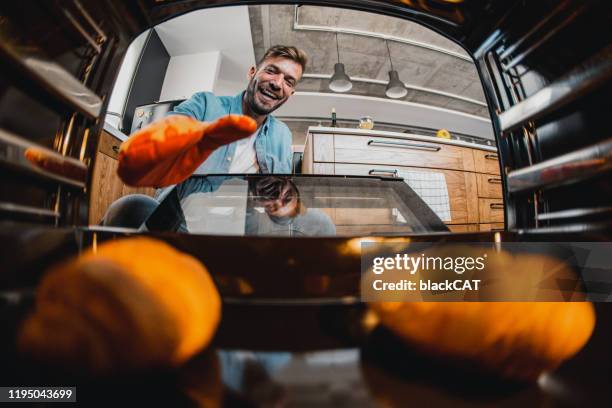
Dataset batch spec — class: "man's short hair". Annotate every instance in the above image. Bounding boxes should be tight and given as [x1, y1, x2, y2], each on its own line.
[257, 45, 308, 73]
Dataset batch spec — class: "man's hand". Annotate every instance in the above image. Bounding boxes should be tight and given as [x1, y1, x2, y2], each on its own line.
[117, 115, 257, 187]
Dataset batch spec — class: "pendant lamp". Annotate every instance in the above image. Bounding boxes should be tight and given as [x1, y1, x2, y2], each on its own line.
[329, 33, 352, 93]
[385, 39, 408, 99]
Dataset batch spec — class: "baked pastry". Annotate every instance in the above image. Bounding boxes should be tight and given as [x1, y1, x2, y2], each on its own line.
[370, 301, 595, 381]
[24, 147, 87, 182]
[18, 237, 221, 375]
[367, 247, 596, 381]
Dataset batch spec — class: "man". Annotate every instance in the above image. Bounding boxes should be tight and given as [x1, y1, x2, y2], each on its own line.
[172, 44, 306, 176]
[245, 176, 336, 237]
[102, 45, 308, 227]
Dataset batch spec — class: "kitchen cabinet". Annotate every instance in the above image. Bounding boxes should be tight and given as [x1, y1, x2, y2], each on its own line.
[478, 198, 505, 223]
[448, 224, 480, 233]
[334, 163, 478, 225]
[473, 149, 502, 175]
[88, 130, 155, 224]
[302, 127, 504, 230]
[479, 223, 505, 231]
[476, 173, 503, 198]
[333, 134, 475, 172]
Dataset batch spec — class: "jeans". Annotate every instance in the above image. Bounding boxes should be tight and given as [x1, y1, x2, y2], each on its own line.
[101, 194, 159, 228]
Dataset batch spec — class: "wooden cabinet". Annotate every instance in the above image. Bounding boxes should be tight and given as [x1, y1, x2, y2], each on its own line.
[303, 129, 505, 231]
[333, 134, 475, 172]
[448, 224, 480, 233]
[88, 130, 155, 225]
[476, 173, 503, 198]
[473, 150, 501, 175]
[334, 208, 422, 236]
[334, 163, 478, 224]
[478, 198, 505, 223]
[449, 224, 505, 233]
[97, 128, 122, 158]
[479, 223, 505, 231]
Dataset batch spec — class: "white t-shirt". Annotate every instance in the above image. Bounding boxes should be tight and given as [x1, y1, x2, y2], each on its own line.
[228, 131, 259, 173]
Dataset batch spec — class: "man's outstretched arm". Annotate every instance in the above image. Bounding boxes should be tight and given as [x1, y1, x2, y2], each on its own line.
[117, 114, 256, 188]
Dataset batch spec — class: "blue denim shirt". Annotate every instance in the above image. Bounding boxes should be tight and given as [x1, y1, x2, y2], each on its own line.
[170, 91, 292, 175]
[162, 91, 293, 199]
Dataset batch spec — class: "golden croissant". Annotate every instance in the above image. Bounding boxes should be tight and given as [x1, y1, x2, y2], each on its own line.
[18, 237, 221, 375]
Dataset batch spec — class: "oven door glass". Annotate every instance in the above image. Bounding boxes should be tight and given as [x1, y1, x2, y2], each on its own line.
[143, 174, 448, 236]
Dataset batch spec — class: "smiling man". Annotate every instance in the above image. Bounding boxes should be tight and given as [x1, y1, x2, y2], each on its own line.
[169, 45, 307, 175]
[102, 46, 307, 227]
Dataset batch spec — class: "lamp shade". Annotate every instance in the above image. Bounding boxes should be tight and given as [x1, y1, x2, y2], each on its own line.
[385, 70, 408, 99]
[329, 63, 353, 93]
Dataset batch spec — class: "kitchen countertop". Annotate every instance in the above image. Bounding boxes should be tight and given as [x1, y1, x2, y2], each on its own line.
[103, 122, 129, 142]
[308, 126, 498, 152]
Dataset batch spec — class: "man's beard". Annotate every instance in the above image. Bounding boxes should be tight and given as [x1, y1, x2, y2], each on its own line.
[245, 78, 288, 116]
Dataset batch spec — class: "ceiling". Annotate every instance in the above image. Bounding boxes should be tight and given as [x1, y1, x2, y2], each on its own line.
[141, 4, 491, 137]
[248, 5, 489, 118]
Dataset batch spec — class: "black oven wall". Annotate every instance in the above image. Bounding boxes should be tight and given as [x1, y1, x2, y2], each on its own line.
[0, 0, 147, 226]
[468, 0, 611, 236]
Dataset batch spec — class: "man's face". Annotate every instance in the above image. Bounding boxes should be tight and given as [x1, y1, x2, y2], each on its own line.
[245, 56, 303, 115]
[262, 194, 299, 219]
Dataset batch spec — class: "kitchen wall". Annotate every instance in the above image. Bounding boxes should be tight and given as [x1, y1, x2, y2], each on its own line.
[156, 7, 255, 102]
[280, 118, 495, 148]
[159, 51, 221, 101]
[105, 7, 255, 133]
[276, 92, 494, 140]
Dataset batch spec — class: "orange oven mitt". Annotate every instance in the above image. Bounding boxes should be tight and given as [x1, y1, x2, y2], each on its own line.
[117, 114, 257, 187]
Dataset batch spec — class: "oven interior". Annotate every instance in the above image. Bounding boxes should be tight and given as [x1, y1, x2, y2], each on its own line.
[0, 0, 610, 405]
